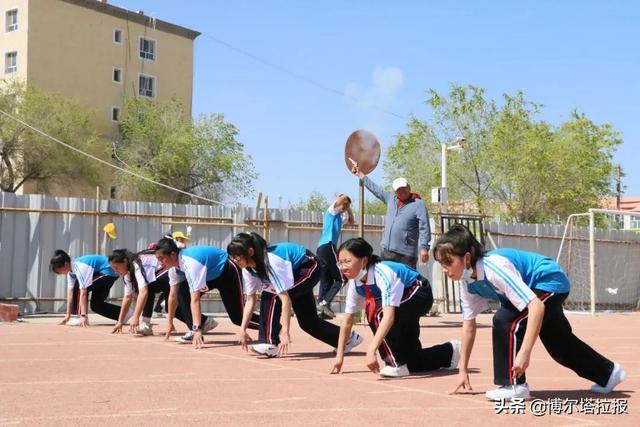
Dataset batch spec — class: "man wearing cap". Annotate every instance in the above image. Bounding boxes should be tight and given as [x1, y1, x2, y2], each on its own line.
[353, 167, 431, 269]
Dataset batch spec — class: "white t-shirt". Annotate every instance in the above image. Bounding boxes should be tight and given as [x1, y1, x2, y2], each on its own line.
[123, 254, 163, 296]
[243, 252, 295, 295]
[460, 254, 537, 321]
[168, 267, 187, 287]
[344, 263, 409, 314]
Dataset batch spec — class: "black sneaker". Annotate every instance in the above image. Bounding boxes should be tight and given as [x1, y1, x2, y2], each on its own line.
[318, 304, 336, 319]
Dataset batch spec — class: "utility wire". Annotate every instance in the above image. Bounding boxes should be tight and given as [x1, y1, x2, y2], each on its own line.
[0, 108, 233, 208]
[200, 32, 407, 120]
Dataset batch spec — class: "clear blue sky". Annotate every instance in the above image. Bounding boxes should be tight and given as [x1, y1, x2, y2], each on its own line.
[116, 0, 639, 208]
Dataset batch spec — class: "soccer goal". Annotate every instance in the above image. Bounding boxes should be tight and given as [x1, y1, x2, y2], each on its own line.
[556, 209, 640, 314]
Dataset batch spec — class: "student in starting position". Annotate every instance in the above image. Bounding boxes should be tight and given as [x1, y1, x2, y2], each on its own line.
[51, 250, 121, 327]
[108, 248, 184, 336]
[331, 237, 459, 378]
[154, 237, 259, 348]
[152, 231, 190, 317]
[227, 232, 363, 358]
[433, 224, 626, 400]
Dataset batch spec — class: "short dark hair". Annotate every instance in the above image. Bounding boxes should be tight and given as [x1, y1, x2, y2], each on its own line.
[154, 237, 180, 256]
[337, 194, 352, 204]
[50, 249, 71, 272]
[337, 238, 381, 265]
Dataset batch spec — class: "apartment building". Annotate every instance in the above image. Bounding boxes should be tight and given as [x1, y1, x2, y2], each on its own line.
[0, 0, 200, 195]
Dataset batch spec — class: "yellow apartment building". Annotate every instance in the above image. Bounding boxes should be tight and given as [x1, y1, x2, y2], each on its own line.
[0, 0, 200, 195]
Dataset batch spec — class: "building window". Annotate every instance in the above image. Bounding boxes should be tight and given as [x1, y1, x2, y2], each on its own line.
[5, 51, 17, 74]
[139, 37, 155, 60]
[138, 74, 155, 98]
[113, 67, 121, 83]
[5, 9, 17, 32]
[111, 107, 121, 122]
[113, 28, 122, 44]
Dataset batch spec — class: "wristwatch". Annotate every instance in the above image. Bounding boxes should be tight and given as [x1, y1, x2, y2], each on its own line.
[80, 314, 87, 318]
[191, 324, 202, 332]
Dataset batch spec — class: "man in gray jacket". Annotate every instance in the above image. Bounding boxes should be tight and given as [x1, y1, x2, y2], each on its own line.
[353, 166, 431, 268]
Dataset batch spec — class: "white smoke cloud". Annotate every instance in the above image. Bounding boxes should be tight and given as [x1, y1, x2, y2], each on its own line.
[344, 66, 404, 134]
[345, 66, 404, 110]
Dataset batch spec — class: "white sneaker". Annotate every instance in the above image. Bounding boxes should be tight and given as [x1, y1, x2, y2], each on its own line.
[591, 362, 626, 393]
[345, 331, 364, 354]
[250, 343, 279, 358]
[66, 316, 82, 326]
[202, 317, 218, 334]
[173, 331, 194, 344]
[333, 331, 364, 354]
[485, 383, 531, 401]
[379, 364, 410, 378]
[445, 339, 461, 370]
[136, 322, 153, 336]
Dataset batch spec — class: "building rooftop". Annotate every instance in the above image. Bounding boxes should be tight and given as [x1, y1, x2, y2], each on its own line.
[62, 0, 200, 40]
[603, 196, 640, 212]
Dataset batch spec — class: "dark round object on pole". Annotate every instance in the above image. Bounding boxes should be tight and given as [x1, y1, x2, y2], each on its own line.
[344, 129, 381, 175]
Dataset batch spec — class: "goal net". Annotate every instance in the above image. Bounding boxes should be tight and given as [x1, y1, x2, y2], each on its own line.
[556, 209, 640, 313]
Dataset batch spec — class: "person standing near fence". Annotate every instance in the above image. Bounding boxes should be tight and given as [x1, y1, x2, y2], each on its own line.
[433, 224, 626, 400]
[352, 166, 431, 269]
[51, 250, 122, 327]
[227, 232, 363, 358]
[316, 194, 354, 319]
[331, 238, 459, 378]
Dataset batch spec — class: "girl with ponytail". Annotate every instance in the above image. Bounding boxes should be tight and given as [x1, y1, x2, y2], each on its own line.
[433, 223, 625, 399]
[108, 248, 176, 336]
[153, 237, 259, 348]
[332, 237, 458, 378]
[227, 232, 363, 358]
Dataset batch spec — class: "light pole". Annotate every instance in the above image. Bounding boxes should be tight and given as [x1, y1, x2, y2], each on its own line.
[440, 136, 465, 214]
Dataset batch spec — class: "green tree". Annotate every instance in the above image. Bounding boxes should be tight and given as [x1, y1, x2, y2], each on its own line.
[115, 97, 257, 203]
[289, 191, 330, 212]
[362, 198, 387, 216]
[545, 111, 621, 219]
[0, 82, 108, 193]
[386, 84, 497, 215]
[487, 99, 620, 222]
[486, 92, 554, 221]
[387, 84, 622, 222]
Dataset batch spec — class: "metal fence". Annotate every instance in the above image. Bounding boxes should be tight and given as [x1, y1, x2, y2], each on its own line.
[485, 221, 640, 311]
[0, 192, 437, 314]
[7, 191, 636, 316]
[439, 213, 484, 313]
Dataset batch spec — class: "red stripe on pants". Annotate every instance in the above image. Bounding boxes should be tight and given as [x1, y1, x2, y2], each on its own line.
[507, 292, 553, 384]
